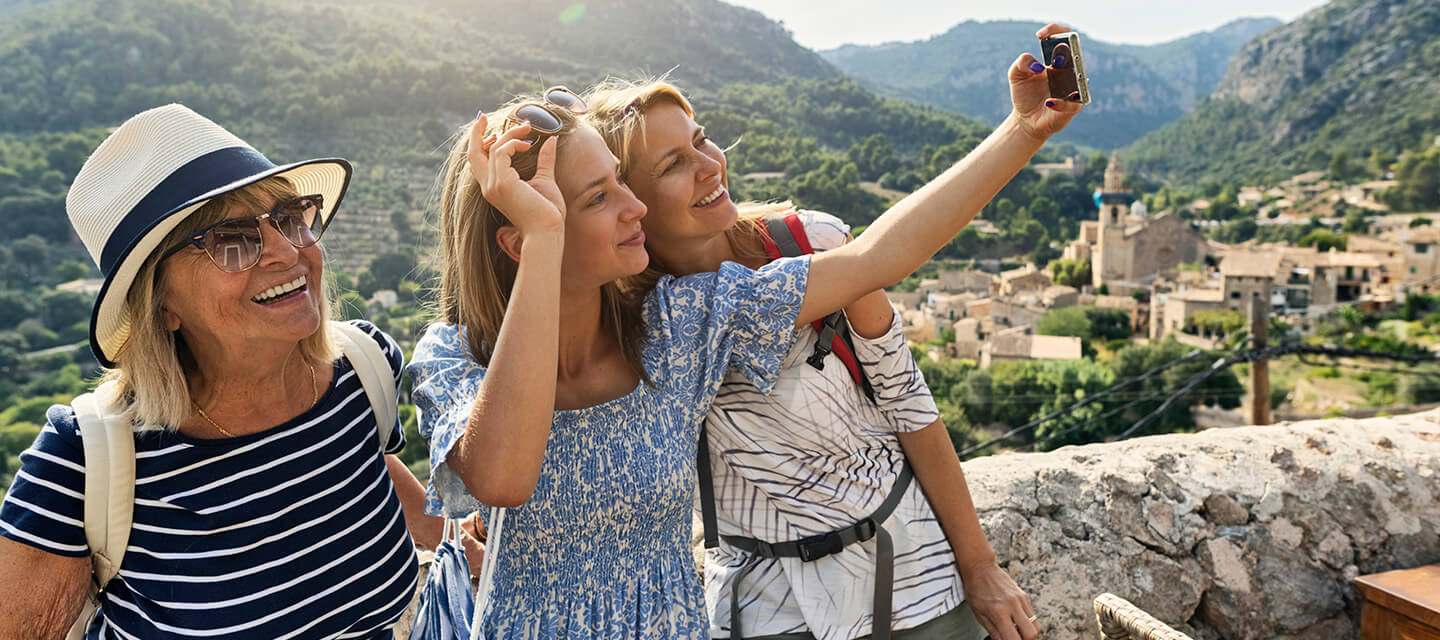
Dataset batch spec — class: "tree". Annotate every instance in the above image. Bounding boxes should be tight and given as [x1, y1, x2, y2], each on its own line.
[1212, 218, 1257, 244]
[846, 134, 896, 182]
[1095, 339, 1242, 442]
[38, 290, 92, 333]
[53, 260, 90, 282]
[368, 250, 418, 292]
[1411, 217, 1434, 228]
[1327, 147, 1355, 182]
[1049, 258, 1091, 288]
[1341, 208, 1370, 234]
[1298, 229, 1348, 252]
[0, 291, 35, 330]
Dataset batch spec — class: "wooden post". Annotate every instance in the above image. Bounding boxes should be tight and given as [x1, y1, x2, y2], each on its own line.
[1250, 295, 1270, 426]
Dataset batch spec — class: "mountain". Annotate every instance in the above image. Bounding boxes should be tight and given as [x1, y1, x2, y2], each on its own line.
[821, 18, 1281, 149]
[1125, 0, 1440, 185]
[0, 0, 988, 274]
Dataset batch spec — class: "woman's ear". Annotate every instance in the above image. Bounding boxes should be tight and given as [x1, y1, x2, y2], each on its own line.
[495, 226, 525, 263]
[162, 305, 182, 332]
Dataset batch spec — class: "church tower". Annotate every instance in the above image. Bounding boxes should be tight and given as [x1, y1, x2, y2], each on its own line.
[1094, 152, 1135, 288]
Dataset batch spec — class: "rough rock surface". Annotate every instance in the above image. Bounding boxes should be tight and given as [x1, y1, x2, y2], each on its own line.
[965, 410, 1440, 639]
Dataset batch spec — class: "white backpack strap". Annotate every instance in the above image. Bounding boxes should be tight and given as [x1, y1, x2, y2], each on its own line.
[330, 321, 399, 451]
[74, 380, 134, 589]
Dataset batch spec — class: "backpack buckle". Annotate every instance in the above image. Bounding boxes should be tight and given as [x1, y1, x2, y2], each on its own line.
[854, 517, 878, 543]
[806, 352, 828, 370]
[796, 531, 845, 562]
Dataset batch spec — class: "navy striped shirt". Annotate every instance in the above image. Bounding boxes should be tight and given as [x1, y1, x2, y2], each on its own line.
[0, 321, 419, 639]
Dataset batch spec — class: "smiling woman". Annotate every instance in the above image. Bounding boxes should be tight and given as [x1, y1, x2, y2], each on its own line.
[0, 104, 454, 639]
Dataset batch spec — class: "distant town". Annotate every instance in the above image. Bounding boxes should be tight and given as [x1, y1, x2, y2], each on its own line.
[891, 152, 1439, 377]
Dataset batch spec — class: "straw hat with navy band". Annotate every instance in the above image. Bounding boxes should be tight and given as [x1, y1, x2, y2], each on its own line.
[66, 104, 352, 368]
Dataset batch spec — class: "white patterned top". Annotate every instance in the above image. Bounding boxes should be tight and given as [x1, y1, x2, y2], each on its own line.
[703, 211, 964, 640]
[408, 258, 810, 640]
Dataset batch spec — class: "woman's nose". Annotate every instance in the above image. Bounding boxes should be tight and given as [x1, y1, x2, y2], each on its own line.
[621, 185, 647, 221]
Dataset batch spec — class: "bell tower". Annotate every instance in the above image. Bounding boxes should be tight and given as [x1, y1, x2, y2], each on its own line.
[1094, 152, 1135, 288]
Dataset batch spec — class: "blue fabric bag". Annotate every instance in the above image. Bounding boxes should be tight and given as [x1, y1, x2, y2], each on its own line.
[408, 519, 475, 640]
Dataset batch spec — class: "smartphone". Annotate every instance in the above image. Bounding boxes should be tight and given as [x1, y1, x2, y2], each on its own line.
[1041, 32, 1091, 104]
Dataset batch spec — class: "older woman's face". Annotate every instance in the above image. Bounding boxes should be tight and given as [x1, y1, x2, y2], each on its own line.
[158, 194, 324, 358]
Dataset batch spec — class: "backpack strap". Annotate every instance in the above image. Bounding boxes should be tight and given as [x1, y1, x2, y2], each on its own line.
[760, 212, 871, 398]
[329, 321, 399, 452]
[74, 380, 133, 590]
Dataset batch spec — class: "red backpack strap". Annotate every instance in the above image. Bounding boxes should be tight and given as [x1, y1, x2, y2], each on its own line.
[762, 212, 870, 393]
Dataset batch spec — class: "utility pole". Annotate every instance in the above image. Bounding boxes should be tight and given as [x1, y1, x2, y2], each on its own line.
[1250, 295, 1270, 426]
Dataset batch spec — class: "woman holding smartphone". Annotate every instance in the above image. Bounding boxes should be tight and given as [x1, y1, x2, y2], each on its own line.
[408, 30, 1079, 640]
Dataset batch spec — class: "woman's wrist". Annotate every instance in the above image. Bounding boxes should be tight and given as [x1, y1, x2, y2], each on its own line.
[1002, 110, 1050, 148]
[518, 228, 566, 255]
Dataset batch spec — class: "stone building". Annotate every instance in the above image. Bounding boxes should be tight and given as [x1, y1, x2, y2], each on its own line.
[1219, 252, 1281, 314]
[1065, 153, 1208, 290]
[979, 326, 1082, 367]
[997, 264, 1051, 296]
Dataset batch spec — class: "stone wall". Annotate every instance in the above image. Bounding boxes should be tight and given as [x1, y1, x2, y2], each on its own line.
[964, 411, 1440, 639]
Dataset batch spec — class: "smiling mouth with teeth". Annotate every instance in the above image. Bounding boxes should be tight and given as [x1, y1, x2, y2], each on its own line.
[695, 186, 726, 207]
[252, 275, 308, 304]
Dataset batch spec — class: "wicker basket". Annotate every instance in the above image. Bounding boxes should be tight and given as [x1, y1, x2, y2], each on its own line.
[1093, 593, 1195, 640]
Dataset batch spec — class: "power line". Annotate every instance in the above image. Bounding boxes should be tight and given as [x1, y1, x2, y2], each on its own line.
[962, 340, 1440, 455]
[957, 349, 1208, 456]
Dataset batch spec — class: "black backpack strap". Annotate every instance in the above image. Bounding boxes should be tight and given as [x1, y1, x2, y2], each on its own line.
[836, 319, 877, 404]
[764, 217, 804, 257]
[697, 426, 720, 549]
[723, 464, 915, 640]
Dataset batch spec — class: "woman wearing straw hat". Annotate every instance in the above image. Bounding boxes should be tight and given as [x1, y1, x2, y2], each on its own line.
[0, 104, 448, 638]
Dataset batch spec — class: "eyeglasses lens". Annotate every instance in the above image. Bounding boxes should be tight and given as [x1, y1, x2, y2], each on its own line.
[275, 196, 324, 247]
[204, 220, 263, 272]
[512, 104, 563, 134]
[545, 88, 586, 113]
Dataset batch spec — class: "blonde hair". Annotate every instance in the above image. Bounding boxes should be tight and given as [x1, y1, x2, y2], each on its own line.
[584, 78, 793, 282]
[100, 177, 340, 430]
[434, 95, 649, 380]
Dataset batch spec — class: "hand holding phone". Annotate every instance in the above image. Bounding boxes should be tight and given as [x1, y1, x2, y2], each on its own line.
[1041, 32, 1090, 104]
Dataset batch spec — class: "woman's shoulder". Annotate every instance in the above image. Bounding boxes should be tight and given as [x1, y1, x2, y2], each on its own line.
[339, 319, 402, 367]
[408, 322, 484, 379]
[43, 403, 82, 442]
[794, 209, 850, 252]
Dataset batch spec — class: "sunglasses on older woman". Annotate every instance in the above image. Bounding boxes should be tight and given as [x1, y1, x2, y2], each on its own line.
[504, 86, 587, 135]
[159, 194, 327, 273]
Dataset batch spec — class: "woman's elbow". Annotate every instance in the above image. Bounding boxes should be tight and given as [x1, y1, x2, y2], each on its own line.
[458, 468, 537, 509]
[473, 483, 534, 509]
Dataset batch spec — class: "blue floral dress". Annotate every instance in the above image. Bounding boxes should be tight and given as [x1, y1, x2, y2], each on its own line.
[407, 258, 810, 639]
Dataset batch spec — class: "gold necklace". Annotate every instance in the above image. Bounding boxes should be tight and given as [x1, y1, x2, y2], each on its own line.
[193, 360, 317, 438]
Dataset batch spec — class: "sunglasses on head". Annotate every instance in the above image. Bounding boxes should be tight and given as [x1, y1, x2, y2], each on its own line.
[160, 194, 327, 273]
[503, 86, 587, 136]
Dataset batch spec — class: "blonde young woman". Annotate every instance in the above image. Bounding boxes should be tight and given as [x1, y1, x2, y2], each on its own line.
[580, 25, 1081, 640]
[409, 36, 1078, 639]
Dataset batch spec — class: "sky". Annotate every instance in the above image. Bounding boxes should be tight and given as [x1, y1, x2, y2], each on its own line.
[722, 0, 1331, 50]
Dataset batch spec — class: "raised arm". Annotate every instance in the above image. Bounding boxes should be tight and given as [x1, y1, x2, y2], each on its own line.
[797, 23, 1082, 326]
[444, 117, 566, 508]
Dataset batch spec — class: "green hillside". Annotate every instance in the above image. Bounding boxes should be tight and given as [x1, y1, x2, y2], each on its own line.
[822, 18, 1280, 149]
[1124, 0, 1440, 185]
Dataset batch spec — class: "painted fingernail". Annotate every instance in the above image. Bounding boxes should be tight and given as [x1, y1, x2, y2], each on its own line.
[1029, 61, 1045, 73]
[1068, 91, 1081, 101]
[1053, 54, 1066, 67]
[476, 109, 484, 121]
[1045, 99, 1057, 109]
